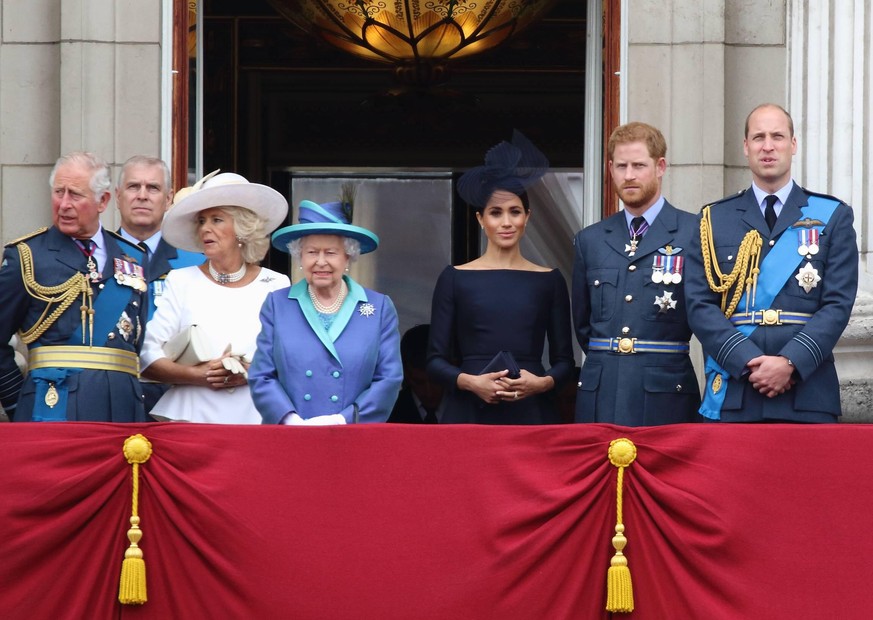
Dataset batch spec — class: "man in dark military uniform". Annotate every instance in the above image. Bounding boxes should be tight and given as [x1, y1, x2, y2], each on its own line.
[572, 122, 700, 425]
[115, 155, 202, 412]
[0, 151, 149, 421]
[685, 103, 858, 423]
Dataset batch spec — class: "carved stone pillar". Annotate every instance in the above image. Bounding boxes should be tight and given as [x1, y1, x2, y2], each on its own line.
[788, 0, 873, 421]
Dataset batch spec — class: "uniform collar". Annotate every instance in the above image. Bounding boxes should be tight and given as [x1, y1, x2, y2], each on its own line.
[623, 195, 665, 229]
[751, 179, 796, 210]
[119, 227, 161, 255]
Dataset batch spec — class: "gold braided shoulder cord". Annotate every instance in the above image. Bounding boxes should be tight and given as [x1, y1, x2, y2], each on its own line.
[16, 243, 92, 345]
[699, 206, 763, 319]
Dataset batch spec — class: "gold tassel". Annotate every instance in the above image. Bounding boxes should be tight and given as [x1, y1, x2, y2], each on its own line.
[118, 434, 153, 605]
[606, 438, 637, 613]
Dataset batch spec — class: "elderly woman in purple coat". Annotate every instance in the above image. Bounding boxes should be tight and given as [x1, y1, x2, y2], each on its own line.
[249, 196, 402, 424]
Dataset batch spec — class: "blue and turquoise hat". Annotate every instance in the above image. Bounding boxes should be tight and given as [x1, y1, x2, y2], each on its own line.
[271, 200, 380, 254]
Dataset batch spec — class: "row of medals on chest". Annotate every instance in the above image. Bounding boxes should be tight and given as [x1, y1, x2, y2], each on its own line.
[83, 253, 147, 292]
[626, 228, 821, 293]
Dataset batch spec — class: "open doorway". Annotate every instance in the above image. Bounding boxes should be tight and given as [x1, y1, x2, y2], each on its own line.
[174, 0, 606, 328]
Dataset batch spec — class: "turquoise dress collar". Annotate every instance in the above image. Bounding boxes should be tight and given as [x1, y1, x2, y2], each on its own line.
[288, 275, 369, 365]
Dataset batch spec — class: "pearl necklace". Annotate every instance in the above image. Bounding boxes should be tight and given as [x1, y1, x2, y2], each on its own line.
[309, 280, 347, 314]
[208, 261, 247, 285]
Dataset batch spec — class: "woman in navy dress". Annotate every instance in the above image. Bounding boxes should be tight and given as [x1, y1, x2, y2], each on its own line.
[427, 131, 574, 424]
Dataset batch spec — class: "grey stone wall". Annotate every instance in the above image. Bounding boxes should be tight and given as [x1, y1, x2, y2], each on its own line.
[0, 0, 165, 242]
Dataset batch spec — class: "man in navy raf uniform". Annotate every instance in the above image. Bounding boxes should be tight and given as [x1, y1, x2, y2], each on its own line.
[685, 103, 858, 423]
[0, 151, 150, 421]
[572, 122, 700, 425]
[115, 155, 202, 412]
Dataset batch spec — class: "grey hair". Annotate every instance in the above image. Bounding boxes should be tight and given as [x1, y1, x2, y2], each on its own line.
[117, 155, 171, 192]
[286, 236, 361, 262]
[199, 206, 270, 263]
[50, 151, 112, 200]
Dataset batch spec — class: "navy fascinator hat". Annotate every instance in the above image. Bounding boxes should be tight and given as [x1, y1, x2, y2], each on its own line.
[456, 130, 549, 208]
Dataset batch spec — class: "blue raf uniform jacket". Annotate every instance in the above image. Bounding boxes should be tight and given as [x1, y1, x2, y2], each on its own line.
[684, 183, 858, 422]
[250, 276, 403, 424]
[572, 201, 700, 425]
[0, 226, 149, 421]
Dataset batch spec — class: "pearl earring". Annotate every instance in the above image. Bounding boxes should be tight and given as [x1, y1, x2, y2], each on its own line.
[236, 236, 243, 247]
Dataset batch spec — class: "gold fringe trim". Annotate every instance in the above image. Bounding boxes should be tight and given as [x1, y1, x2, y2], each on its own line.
[699, 205, 762, 318]
[16, 243, 92, 345]
[606, 438, 637, 613]
[118, 434, 153, 605]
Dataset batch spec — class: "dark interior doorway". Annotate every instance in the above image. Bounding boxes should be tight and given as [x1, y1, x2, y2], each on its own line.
[196, 0, 588, 334]
[202, 0, 587, 178]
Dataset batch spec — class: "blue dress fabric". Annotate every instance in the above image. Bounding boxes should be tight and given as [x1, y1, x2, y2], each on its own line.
[250, 276, 403, 424]
[426, 266, 574, 424]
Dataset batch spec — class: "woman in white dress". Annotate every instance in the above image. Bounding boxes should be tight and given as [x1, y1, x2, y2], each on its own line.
[140, 171, 290, 423]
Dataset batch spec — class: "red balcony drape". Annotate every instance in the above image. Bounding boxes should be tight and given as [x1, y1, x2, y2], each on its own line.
[1, 422, 871, 619]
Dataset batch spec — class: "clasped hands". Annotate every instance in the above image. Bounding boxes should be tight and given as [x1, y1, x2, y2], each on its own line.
[204, 346, 249, 391]
[462, 369, 552, 405]
[747, 355, 796, 398]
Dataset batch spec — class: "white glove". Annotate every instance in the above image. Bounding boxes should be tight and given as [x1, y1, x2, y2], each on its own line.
[282, 412, 346, 426]
[221, 355, 247, 378]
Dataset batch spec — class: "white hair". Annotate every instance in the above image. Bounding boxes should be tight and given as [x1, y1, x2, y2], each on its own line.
[286, 236, 361, 262]
[49, 151, 112, 200]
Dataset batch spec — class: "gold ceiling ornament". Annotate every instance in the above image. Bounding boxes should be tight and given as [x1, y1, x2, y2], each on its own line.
[266, 0, 557, 85]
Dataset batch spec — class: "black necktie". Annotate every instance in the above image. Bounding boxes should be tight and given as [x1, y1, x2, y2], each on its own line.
[75, 239, 94, 255]
[764, 195, 778, 231]
[630, 216, 647, 238]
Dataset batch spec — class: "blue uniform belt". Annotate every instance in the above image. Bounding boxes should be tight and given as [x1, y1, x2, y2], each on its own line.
[588, 337, 690, 354]
[728, 310, 813, 327]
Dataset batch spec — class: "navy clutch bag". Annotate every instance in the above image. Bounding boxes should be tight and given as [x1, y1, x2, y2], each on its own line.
[479, 351, 521, 379]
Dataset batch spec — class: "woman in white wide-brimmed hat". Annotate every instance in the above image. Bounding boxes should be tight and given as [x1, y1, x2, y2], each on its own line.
[140, 171, 290, 423]
[249, 192, 402, 425]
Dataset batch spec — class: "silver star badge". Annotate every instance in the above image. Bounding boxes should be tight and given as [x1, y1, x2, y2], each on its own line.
[116, 311, 133, 341]
[358, 302, 375, 317]
[795, 262, 821, 293]
[654, 291, 677, 313]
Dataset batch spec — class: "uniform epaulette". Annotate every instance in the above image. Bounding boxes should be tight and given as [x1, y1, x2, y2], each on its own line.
[699, 189, 747, 212]
[105, 230, 146, 260]
[4, 227, 48, 248]
[802, 187, 847, 206]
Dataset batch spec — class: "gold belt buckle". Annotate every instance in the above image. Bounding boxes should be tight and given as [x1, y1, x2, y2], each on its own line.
[616, 337, 636, 354]
[759, 309, 781, 326]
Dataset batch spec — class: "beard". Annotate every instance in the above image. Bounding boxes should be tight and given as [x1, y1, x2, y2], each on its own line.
[616, 177, 659, 210]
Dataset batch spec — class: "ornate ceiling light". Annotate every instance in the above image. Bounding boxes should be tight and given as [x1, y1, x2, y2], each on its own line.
[266, 0, 557, 85]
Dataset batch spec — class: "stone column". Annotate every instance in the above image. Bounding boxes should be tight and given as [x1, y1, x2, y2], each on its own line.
[626, 0, 727, 214]
[787, 0, 873, 421]
[59, 0, 164, 229]
[0, 0, 62, 241]
[0, 1, 164, 240]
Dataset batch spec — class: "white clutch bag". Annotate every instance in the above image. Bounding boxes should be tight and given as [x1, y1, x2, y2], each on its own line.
[162, 325, 213, 365]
